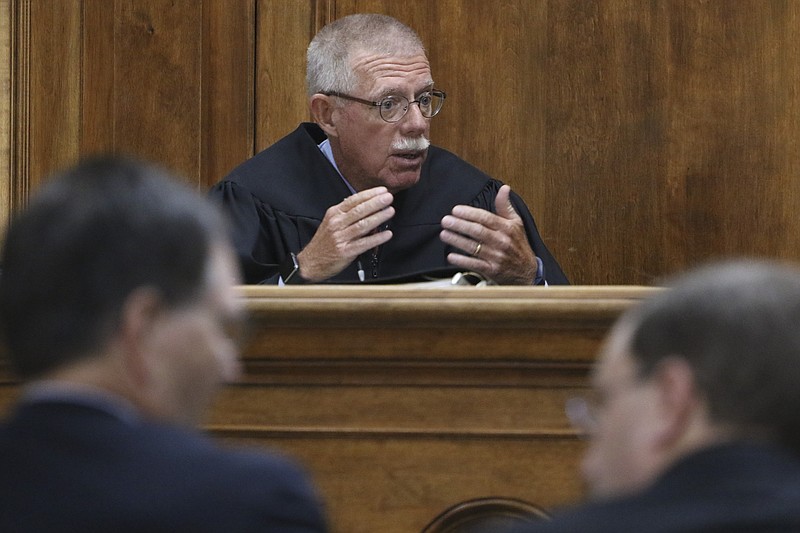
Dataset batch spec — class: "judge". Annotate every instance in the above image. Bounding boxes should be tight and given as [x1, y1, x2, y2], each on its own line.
[209, 14, 568, 286]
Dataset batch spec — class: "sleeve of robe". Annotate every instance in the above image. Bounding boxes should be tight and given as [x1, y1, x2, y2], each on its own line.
[209, 180, 293, 284]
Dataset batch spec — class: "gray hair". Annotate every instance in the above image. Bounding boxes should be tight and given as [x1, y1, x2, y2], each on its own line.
[306, 14, 426, 97]
[624, 260, 800, 454]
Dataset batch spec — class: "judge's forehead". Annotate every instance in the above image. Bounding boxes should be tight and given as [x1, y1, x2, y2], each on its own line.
[351, 53, 432, 88]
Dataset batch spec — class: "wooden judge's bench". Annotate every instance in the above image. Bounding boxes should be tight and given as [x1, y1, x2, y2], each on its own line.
[212, 285, 658, 532]
[0, 285, 658, 532]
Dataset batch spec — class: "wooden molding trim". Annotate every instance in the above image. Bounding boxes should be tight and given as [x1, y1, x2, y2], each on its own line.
[207, 425, 579, 440]
[9, 0, 30, 214]
[312, 0, 334, 34]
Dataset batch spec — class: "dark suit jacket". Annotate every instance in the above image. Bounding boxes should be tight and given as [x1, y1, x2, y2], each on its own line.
[0, 399, 328, 532]
[505, 442, 800, 533]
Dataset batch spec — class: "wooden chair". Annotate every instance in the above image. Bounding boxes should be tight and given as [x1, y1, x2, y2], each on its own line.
[421, 497, 550, 533]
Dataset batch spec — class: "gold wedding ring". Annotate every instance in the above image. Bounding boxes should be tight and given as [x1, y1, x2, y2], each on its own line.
[473, 242, 482, 257]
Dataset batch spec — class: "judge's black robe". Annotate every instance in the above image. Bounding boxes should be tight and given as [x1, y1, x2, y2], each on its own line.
[209, 123, 568, 285]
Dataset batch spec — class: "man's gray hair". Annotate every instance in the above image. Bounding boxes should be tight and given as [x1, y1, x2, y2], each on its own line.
[306, 14, 426, 97]
[625, 260, 800, 454]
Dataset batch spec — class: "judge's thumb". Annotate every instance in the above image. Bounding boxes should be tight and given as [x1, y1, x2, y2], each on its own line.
[495, 185, 520, 221]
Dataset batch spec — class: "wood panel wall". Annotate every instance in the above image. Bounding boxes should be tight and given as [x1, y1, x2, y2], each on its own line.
[3, 0, 800, 285]
[0, 0, 10, 226]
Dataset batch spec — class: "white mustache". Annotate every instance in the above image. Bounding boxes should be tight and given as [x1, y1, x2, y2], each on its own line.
[392, 136, 430, 152]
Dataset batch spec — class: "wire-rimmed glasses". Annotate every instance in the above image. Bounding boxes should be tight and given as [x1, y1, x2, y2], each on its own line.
[322, 89, 446, 123]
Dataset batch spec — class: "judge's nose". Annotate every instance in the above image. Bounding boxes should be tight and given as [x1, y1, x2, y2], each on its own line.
[399, 102, 428, 136]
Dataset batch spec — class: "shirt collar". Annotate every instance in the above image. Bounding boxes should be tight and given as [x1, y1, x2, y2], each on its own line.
[20, 380, 141, 425]
[318, 138, 357, 195]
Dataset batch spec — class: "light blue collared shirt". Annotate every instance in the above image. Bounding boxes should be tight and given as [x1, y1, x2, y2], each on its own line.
[319, 139, 357, 194]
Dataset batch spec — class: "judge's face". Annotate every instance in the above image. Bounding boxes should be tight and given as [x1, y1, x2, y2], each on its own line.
[331, 52, 433, 193]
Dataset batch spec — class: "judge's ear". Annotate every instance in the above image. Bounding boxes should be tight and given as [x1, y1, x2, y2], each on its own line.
[310, 93, 340, 139]
[651, 356, 701, 448]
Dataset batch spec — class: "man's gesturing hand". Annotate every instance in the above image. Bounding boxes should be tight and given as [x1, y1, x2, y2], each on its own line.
[439, 184, 538, 285]
[295, 187, 394, 282]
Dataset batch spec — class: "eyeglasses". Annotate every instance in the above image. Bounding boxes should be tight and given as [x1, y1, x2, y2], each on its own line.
[565, 396, 599, 437]
[565, 373, 652, 437]
[322, 89, 446, 123]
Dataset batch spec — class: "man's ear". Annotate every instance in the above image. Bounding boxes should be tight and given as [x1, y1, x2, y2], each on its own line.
[118, 287, 163, 387]
[310, 94, 339, 138]
[651, 356, 700, 447]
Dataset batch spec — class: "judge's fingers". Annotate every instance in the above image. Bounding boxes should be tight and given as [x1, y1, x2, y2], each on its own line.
[493, 185, 522, 222]
[448, 205, 508, 231]
[441, 213, 490, 244]
[352, 228, 393, 254]
[329, 188, 394, 236]
[440, 228, 493, 260]
[320, 190, 390, 234]
[344, 206, 395, 241]
[339, 187, 393, 220]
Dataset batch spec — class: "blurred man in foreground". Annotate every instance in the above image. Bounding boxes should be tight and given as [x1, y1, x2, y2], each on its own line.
[507, 260, 800, 532]
[0, 157, 327, 532]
